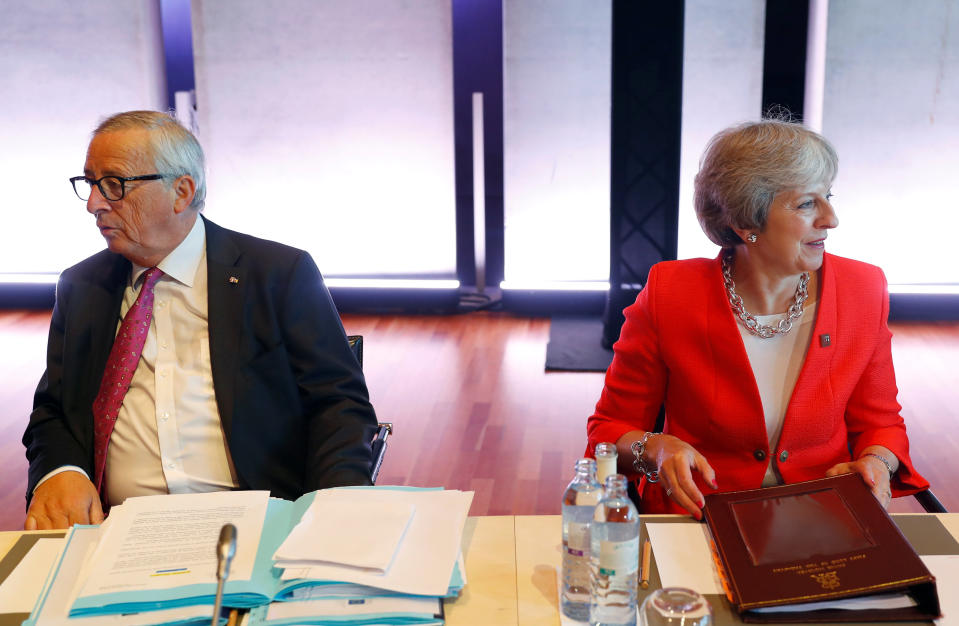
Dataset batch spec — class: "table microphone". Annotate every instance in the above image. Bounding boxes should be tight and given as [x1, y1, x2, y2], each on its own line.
[211, 523, 237, 626]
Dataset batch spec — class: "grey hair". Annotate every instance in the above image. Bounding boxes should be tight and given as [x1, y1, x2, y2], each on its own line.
[94, 110, 206, 211]
[693, 118, 838, 247]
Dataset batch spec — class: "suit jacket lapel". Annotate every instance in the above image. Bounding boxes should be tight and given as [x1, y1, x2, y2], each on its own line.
[80, 254, 130, 407]
[203, 216, 245, 439]
[781, 254, 837, 441]
[793, 254, 838, 391]
[708, 256, 768, 429]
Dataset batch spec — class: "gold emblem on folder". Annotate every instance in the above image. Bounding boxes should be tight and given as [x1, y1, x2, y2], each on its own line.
[811, 571, 841, 590]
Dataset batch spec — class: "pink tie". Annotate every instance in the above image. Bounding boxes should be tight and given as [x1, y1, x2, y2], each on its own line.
[92, 267, 164, 502]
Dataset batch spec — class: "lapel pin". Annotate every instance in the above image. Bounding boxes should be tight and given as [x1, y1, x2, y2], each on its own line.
[819, 334, 831, 348]
[229, 276, 239, 284]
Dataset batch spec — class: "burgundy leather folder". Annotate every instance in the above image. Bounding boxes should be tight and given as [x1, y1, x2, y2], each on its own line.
[702, 474, 940, 623]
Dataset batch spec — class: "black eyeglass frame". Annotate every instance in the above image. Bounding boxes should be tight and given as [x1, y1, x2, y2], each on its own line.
[69, 174, 170, 201]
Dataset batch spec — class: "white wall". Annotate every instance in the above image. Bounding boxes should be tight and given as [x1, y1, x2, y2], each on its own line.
[0, 0, 166, 275]
[502, 0, 612, 286]
[191, 0, 456, 277]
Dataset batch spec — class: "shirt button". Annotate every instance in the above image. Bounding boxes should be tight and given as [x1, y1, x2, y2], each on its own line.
[160, 371, 167, 378]
[160, 412, 170, 421]
[167, 462, 175, 469]
[753, 449, 767, 461]
[161, 341, 169, 349]
[779, 450, 789, 463]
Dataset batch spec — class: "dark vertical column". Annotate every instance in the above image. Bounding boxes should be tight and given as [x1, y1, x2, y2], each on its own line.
[159, 0, 196, 111]
[761, 0, 810, 118]
[452, 0, 504, 289]
[603, 1, 685, 347]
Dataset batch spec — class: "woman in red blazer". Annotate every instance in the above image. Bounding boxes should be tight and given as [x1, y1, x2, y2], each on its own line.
[587, 120, 928, 517]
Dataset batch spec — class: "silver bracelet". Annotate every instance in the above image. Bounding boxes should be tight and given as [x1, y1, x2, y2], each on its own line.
[861, 452, 894, 478]
[630, 431, 662, 484]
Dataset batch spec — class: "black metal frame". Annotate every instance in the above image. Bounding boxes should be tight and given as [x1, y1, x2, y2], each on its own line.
[603, 0, 685, 348]
[70, 174, 169, 201]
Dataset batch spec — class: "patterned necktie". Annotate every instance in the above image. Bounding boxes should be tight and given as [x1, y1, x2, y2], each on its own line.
[92, 267, 165, 502]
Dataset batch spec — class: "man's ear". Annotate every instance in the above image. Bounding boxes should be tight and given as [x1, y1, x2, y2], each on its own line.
[172, 175, 197, 214]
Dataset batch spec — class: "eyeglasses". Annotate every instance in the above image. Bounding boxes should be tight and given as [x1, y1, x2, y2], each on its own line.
[69, 174, 169, 201]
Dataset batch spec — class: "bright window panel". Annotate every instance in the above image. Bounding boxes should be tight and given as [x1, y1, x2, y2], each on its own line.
[677, 0, 766, 262]
[502, 0, 612, 284]
[192, 0, 456, 277]
[820, 0, 959, 286]
[0, 1, 166, 275]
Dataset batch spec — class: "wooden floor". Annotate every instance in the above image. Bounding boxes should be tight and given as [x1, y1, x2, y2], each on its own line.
[1, 310, 957, 529]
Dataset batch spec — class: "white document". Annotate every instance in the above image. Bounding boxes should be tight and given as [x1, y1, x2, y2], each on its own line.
[0, 537, 64, 612]
[645, 522, 724, 595]
[77, 490, 269, 597]
[279, 489, 473, 596]
[273, 491, 414, 572]
[29, 527, 214, 625]
[922, 555, 959, 626]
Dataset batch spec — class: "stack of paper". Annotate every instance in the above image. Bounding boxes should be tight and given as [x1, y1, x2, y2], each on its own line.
[276, 488, 472, 598]
[251, 487, 471, 625]
[273, 492, 415, 572]
[23, 487, 472, 626]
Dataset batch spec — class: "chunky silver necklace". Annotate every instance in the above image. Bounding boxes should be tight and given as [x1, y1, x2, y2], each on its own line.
[722, 250, 809, 339]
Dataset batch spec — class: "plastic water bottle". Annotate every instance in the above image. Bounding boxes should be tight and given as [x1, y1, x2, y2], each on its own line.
[590, 474, 640, 626]
[561, 458, 604, 621]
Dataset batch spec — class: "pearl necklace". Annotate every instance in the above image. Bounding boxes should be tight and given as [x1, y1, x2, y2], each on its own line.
[721, 250, 809, 339]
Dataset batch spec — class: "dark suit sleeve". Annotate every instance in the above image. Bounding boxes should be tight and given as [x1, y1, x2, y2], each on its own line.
[22, 276, 93, 502]
[279, 251, 377, 490]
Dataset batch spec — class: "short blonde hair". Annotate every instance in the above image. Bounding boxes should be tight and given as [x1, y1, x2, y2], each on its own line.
[694, 119, 838, 247]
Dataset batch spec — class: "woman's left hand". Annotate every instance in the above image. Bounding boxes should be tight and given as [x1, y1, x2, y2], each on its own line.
[825, 454, 893, 509]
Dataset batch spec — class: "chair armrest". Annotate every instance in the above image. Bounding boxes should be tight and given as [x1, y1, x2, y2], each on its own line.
[370, 422, 393, 484]
[913, 488, 948, 513]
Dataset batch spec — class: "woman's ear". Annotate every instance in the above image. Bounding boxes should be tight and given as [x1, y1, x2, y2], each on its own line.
[731, 227, 754, 244]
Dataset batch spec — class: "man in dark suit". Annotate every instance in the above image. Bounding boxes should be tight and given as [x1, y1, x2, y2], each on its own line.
[23, 111, 377, 529]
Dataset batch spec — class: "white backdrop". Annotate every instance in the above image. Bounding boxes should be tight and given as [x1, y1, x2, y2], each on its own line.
[502, 0, 612, 287]
[818, 0, 959, 287]
[0, 0, 166, 276]
[191, 0, 456, 277]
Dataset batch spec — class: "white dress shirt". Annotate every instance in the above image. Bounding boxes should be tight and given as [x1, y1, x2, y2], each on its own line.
[36, 219, 239, 500]
[103, 217, 239, 504]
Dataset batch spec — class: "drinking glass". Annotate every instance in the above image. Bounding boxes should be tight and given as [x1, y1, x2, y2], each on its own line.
[640, 587, 712, 626]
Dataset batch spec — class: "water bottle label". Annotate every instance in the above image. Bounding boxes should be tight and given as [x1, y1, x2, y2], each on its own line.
[566, 522, 589, 555]
[598, 537, 639, 576]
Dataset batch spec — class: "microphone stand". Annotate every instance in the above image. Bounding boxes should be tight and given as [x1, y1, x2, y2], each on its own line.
[212, 523, 237, 626]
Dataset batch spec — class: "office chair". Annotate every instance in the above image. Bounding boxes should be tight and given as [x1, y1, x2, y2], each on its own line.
[346, 335, 392, 485]
[627, 406, 947, 513]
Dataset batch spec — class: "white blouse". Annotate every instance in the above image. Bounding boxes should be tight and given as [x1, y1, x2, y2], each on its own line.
[737, 299, 818, 487]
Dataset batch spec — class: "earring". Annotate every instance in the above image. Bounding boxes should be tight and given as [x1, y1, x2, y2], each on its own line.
[746, 233, 758, 243]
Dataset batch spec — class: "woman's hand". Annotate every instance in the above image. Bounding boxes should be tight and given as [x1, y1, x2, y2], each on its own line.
[826, 447, 897, 509]
[645, 434, 718, 520]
